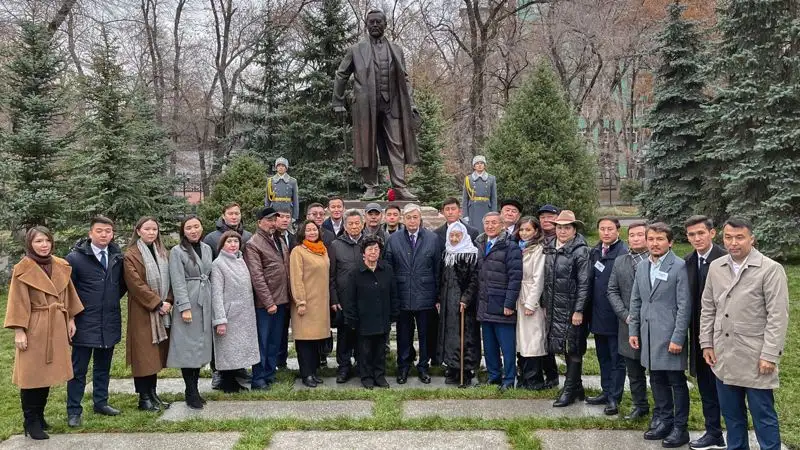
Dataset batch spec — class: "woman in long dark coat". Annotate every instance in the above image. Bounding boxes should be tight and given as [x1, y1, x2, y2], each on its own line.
[436, 222, 481, 385]
[542, 210, 590, 407]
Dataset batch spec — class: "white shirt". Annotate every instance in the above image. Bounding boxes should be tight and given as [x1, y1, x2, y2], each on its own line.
[506, 224, 516, 236]
[697, 247, 713, 268]
[649, 254, 665, 286]
[91, 242, 108, 264]
[331, 219, 342, 235]
[728, 253, 750, 277]
[407, 230, 419, 242]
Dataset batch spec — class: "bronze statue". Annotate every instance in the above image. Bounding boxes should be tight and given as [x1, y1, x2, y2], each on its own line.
[333, 9, 420, 201]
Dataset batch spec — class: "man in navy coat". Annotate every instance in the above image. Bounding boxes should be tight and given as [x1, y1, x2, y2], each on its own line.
[65, 216, 126, 427]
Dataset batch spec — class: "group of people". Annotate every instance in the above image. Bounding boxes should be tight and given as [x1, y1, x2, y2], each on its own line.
[4, 190, 789, 450]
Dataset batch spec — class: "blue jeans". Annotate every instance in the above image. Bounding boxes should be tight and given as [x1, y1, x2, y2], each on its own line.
[67, 346, 114, 415]
[481, 322, 516, 387]
[595, 334, 626, 402]
[716, 380, 781, 450]
[252, 305, 286, 387]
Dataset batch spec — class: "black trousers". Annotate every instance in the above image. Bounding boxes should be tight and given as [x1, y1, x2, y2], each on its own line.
[296, 339, 322, 378]
[533, 353, 559, 383]
[336, 326, 359, 372]
[650, 370, 690, 429]
[133, 374, 158, 394]
[359, 334, 387, 382]
[696, 357, 723, 437]
[623, 356, 649, 410]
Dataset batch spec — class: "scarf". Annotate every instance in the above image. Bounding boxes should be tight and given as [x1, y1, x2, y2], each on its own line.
[629, 249, 648, 267]
[444, 222, 478, 267]
[136, 239, 170, 344]
[304, 239, 327, 255]
[26, 251, 53, 278]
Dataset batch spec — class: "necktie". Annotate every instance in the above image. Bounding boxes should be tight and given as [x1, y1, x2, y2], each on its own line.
[410, 234, 417, 249]
[602, 246, 608, 257]
[485, 241, 493, 256]
[100, 250, 107, 270]
[699, 257, 709, 283]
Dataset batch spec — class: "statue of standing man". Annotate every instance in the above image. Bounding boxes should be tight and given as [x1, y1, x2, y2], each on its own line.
[333, 9, 421, 201]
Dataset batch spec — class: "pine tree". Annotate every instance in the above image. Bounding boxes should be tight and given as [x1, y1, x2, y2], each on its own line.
[0, 22, 70, 232]
[238, 9, 291, 163]
[67, 33, 179, 226]
[486, 64, 597, 223]
[704, 0, 800, 257]
[275, 0, 360, 200]
[198, 155, 267, 229]
[639, 2, 706, 233]
[408, 88, 452, 205]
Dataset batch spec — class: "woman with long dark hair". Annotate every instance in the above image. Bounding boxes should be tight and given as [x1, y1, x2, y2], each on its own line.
[167, 215, 213, 409]
[5, 227, 83, 439]
[514, 217, 548, 390]
[124, 216, 173, 412]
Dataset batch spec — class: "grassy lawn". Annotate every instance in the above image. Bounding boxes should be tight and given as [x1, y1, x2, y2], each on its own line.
[0, 248, 796, 449]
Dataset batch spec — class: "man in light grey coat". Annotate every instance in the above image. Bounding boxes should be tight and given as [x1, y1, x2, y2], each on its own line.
[629, 222, 691, 448]
[700, 217, 788, 450]
[607, 221, 650, 421]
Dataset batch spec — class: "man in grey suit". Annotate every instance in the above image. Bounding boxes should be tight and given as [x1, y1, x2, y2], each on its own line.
[607, 221, 650, 420]
[629, 222, 692, 449]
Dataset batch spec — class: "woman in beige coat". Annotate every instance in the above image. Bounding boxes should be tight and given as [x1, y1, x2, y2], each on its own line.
[5, 227, 83, 440]
[289, 220, 331, 388]
[515, 217, 548, 390]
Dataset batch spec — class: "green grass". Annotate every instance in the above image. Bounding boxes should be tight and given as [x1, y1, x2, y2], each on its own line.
[0, 261, 797, 449]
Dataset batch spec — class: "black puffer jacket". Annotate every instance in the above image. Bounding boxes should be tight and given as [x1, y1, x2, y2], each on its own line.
[475, 232, 523, 324]
[543, 234, 591, 355]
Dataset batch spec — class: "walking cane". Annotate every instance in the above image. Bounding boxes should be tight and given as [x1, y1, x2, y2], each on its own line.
[459, 306, 466, 387]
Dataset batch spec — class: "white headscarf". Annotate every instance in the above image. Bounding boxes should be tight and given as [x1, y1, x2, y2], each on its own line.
[444, 221, 478, 267]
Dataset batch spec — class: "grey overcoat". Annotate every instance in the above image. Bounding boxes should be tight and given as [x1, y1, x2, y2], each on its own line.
[461, 173, 497, 232]
[607, 253, 640, 360]
[210, 250, 260, 371]
[166, 243, 214, 369]
[628, 251, 691, 371]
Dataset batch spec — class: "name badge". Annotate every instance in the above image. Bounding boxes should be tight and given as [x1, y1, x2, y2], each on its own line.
[655, 270, 669, 281]
[594, 261, 605, 272]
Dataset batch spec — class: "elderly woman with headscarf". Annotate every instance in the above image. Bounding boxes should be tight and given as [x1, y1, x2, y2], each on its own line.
[436, 221, 481, 386]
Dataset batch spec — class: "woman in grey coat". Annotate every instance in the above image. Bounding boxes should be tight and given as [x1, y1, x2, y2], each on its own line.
[211, 231, 260, 393]
[167, 216, 213, 409]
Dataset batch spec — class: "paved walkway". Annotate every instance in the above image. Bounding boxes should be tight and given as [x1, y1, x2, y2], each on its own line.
[533, 430, 787, 450]
[269, 431, 510, 449]
[0, 432, 241, 449]
[159, 400, 373, 422]
[403, 399, 610, 419]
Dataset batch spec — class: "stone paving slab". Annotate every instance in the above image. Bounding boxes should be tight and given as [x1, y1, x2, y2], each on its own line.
[0, 432, 241, 449]
[403, 399, 609, 419]
[294, 376, 479, 390]
[268, 431, 510, 449]
[159, 400, 373, 422]
[90, 377, 214, 395]
[533, 430, 787, 450]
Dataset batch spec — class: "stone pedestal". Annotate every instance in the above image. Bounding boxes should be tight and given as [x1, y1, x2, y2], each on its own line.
[342, 200, 445, 230]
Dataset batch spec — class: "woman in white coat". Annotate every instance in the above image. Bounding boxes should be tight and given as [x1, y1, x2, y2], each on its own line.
[515, 217, 547, 390]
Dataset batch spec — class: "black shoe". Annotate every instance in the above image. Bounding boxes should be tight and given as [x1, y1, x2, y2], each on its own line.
[137, 393, 160, 412]
[185, 392, 204, 410]
[689, 433, 726, 450]
[93, 404, 121, 416]
[23, 419, 48, 440]
[585, 393, 609, 405]
[418, 369, 432, 384]
[662, 428, 690, 448]
[542, 378, 560, 389]
[67, 414, 82, 428]
[211, 370, 223, 390]
[375, 377, 390, 388]
[444, 369, 459, 385]
[251, 383, 272, 391]
[396, 368, 409, 384]
[499, 383, 514, 392]
[644, 422, 673, 441]
[624, 407, 650, 420]
[151, 389, 171, 410]
[361, 378, 375, 389]
[312, 375, 324, 384]
[603, 399, 619, 415]
[336, 369, 351, 384]
[302, 376, 318, 388]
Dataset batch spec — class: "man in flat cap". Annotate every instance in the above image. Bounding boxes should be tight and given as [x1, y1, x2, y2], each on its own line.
[333, 9, 420, 201]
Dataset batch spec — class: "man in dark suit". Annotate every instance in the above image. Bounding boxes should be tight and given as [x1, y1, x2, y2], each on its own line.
[322, 196, 345, 237]
[684, 215, 727, 450]
[276, 207, 297, 370]
[434, 197, 479, 245]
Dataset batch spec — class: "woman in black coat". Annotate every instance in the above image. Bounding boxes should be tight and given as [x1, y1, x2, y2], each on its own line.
[344, 236, 399, 389]
[436, 222, 481, 385]
[542, 210, 591, 407]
